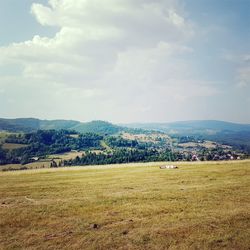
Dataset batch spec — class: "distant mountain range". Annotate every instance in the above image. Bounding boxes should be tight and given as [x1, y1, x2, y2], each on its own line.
[123, 120, 250, 134]
[123, 120, 250, 151]
[1, 118, 250, 135]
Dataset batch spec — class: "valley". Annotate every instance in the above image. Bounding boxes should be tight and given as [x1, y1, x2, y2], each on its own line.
[0, 119, 249, 171]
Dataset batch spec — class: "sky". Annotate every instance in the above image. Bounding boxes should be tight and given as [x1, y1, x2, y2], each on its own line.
[0, 0, 249, 123]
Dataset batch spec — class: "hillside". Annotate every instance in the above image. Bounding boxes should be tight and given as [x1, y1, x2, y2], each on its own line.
[1, 118, 250, 155]
[0, 161, 249, 249]
[124, 120, 250, 134]
[124, 120, 250, 152]
[0, 118, 123, 135]
[72, 120, 122, 135]
[1, 118, 250, 158]
[0, 118, 80, 132]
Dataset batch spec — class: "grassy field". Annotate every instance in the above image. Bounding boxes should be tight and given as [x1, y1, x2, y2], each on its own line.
[0, 132, 17, 144]
[0, 161, 249, 249]
[0, 151, 85, 171]
[2, 143, 28, 150]
[48, 151, 85, 161]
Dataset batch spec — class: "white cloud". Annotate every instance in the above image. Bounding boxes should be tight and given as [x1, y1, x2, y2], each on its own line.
[1, 0, 224, 122]
[0, 0, 193, 83]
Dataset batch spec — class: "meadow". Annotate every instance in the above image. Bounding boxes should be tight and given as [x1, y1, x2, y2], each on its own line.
[2, 143, 28, 150]
[0, 160, 249, 249]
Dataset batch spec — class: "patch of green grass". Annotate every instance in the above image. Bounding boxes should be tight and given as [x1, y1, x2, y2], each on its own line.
[100, 140, 111, 150]
[0, 161, 249, 249]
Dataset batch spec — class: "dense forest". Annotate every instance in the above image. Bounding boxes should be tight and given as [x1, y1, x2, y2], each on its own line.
[0, 130, 103, 164]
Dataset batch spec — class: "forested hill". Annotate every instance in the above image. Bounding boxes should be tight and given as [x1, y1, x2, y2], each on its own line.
[72, 120, 121, 134]
[0, 118, 79, 132]
[0, 118, 124, 135]
[124, 120, 250, 134]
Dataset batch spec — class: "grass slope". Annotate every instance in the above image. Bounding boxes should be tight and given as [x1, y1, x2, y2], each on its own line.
[0, 161, 249, 249]
[2, 143, 28, 150]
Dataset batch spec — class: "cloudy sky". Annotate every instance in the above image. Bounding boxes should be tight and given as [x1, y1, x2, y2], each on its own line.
[0, 0, 249, 123]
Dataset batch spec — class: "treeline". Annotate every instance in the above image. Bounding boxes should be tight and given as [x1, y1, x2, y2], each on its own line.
[105, 136, 138, 148]
[63, 148, 177, 166]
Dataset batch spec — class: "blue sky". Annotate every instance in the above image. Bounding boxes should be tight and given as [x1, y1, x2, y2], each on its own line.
[0, 1, 56, 45]
[0, 0, 249, 123]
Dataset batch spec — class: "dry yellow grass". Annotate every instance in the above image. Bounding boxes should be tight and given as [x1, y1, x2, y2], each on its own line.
[48, 151, 84, 161]
[2, 143, 28, 150]
[0, 160, 249, 249]
[0, 164, 22, 171]
[0, 162, 51, 171]
[0, 151, 85, 171]
[178, 141, 232, 150]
